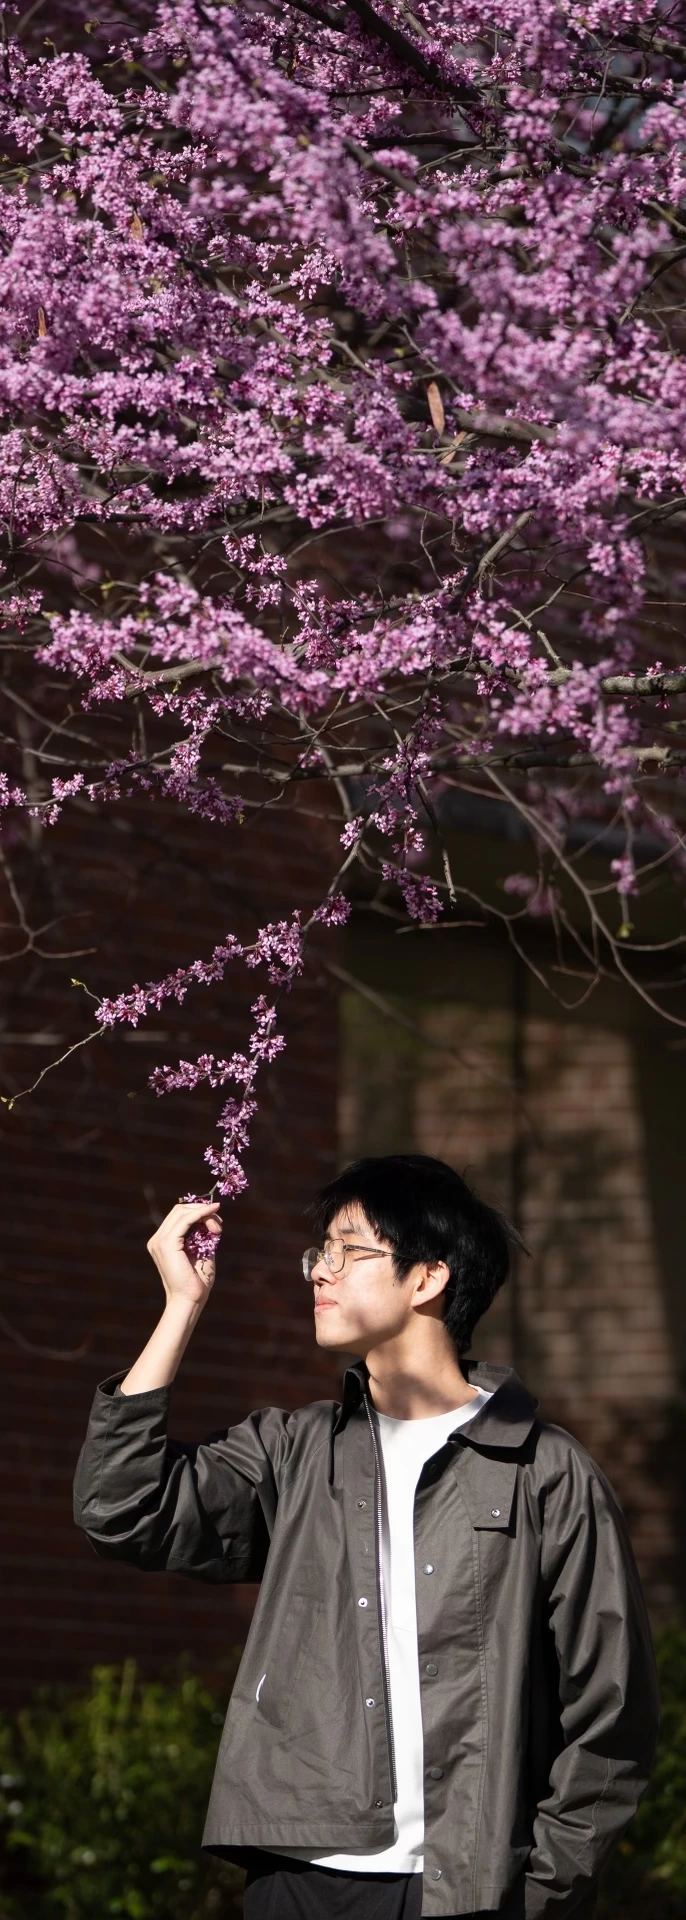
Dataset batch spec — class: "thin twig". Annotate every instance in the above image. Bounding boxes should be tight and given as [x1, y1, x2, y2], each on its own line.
[1, 1027, 103, 1107]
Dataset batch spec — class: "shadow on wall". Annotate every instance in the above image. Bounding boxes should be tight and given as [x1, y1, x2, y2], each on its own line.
[338, 989, 684, 1618]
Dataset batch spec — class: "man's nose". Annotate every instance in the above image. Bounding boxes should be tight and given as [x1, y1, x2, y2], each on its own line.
[312, 1256, 336, 1285]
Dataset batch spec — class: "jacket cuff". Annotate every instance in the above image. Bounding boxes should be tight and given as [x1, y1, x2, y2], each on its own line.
[500, 1875, 598, 1920]
[97, 1370, 173, 1403]
[524, 1879, 598, 1920]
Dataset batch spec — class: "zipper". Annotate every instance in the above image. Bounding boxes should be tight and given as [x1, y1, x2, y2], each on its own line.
[364, 1393, 397, 1805]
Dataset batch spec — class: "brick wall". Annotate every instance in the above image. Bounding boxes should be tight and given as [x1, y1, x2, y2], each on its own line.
[0, 798, 341, 1708]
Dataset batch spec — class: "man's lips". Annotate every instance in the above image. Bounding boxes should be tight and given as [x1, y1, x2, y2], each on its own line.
[314, 1298, 338, 1311]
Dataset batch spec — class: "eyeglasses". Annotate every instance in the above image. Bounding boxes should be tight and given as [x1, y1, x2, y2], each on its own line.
[302, 1239, 394, 1282]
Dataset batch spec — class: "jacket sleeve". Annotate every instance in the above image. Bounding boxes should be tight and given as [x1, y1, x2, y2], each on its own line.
[73, 1372, 292, 1583]
[518, 1445, 660, 1920]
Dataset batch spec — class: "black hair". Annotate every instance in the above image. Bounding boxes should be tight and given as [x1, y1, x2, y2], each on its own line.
[310, 1152, 526, 1357]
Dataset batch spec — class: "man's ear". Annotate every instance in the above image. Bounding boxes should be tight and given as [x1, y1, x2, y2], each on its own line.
[413, 1259, 451, 1305]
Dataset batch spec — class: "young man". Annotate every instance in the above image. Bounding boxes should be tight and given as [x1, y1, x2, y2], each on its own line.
[74, 1154, 659, 1920]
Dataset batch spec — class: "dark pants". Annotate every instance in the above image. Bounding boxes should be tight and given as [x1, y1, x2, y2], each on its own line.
[243, 1853, 425, 1919]
[242, 1852, 599, 1920]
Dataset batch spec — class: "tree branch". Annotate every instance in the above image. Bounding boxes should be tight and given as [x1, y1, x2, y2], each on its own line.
[451, 406, 557, 447]
[110, 650, 686, 701]
[343, 0, 478, 98]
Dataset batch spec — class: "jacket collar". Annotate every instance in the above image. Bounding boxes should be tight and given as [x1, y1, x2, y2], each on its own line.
[334, 1356, 538, 1452]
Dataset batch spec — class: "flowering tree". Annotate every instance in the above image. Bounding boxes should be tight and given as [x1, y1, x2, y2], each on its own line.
[1, 0, 686, 1200]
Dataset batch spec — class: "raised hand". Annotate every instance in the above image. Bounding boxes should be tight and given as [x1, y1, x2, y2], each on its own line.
[119, 1198, 223, 1394]
[146, 1200, 223, 1311]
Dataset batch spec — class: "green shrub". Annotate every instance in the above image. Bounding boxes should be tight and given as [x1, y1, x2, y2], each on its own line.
[1, 1634, 685, 1919]
[0, 1660, 244, 1920]
[598, 1626, 686, 1918]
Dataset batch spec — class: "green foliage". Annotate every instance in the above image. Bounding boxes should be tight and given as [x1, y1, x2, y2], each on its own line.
[1, 1635, 685, 1919]
[599, 1627, 686, 1917]
[0, 1661, 244, 1920]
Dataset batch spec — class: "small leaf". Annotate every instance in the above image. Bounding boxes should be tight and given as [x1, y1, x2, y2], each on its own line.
[37, 306, 47, 337]
[129, 209, 143, 242]
[427, 381, 445, 434]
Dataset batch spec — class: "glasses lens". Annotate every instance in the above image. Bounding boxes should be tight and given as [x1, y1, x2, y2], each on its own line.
[302, 1241, 348, 1280]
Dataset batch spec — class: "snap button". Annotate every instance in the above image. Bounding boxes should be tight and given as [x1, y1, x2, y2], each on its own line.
[429, 1766, 444, 1780]
[491, 1507, 501, 1518]
[375, 1799, 383, 1809]
[357, 1499, 367, 1509]
[365, 1697, 375, 1708]
[358, 1597, 368, 1608]
[425, 1662, 438, 1675]
[431, 1866, 442, 1880]
[423, 1562, 434, 1574]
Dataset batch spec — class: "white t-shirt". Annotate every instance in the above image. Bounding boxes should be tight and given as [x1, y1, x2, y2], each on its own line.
[276, 1388, 493, 1874]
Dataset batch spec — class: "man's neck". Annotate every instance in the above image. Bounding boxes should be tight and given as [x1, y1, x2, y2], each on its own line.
[365, 1345, 479, 1421]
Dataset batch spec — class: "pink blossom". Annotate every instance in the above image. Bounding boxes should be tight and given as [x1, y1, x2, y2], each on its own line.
[1, 0, 684, 1193]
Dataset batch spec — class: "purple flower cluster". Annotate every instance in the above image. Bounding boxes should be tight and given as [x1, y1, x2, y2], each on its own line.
[1, 0, 685, 1187]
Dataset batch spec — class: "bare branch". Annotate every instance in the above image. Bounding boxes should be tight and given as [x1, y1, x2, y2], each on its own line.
[1, 1027, 103, 1107]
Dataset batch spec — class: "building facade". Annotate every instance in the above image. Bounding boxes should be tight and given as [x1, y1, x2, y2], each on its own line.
[1, 805, 684, 1709]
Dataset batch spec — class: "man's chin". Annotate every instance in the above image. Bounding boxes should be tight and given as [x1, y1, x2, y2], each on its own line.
[314, 1314, 350, 1348]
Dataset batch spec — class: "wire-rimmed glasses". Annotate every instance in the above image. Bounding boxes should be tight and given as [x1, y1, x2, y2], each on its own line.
[302, 1239, 393, 1282]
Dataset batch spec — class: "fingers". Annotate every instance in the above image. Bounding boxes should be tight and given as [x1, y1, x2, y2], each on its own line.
[146, 1199, 221, 1256]
[173, 1200, 222, 1219]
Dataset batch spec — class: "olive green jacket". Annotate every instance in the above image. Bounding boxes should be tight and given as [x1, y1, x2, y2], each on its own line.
[73, 1358, 659, 1918]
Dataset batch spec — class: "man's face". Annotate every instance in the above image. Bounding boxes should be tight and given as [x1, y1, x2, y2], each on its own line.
[310, 1207, 415, 1355]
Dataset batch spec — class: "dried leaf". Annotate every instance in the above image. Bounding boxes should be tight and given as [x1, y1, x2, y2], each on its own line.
[438, 431, 468, 465]
[427, 381, 445, 434]
[37, 306, 47, 337]
[129, 209, 144, 242]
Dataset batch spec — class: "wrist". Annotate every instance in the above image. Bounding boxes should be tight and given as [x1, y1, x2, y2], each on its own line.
[162, 1293, 206, 1333]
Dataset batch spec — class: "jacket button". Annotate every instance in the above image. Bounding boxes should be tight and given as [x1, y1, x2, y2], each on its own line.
[358, 1597, 368, 1608]
[365, 1697, 375, 1708]
[429, 1766, 444, 1780]
[425, 1663, 438, 1675]
[491, 1508, 501, 1518]
[423, 1563, 435, 1574]
[430, 1866, 442, 1880]
[357, 1499, 367, 1509]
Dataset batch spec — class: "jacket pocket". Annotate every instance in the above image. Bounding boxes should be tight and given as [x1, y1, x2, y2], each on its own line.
[457, 1456, 518, 1531]
[254, 1593, 324, 1732]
